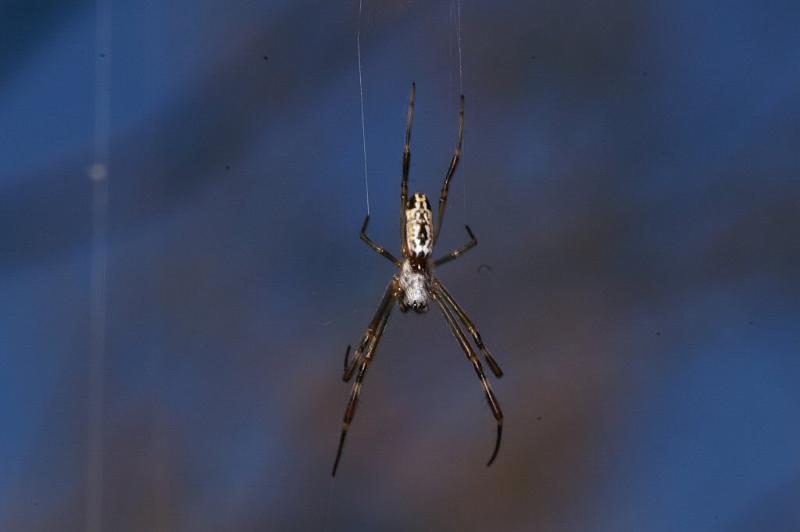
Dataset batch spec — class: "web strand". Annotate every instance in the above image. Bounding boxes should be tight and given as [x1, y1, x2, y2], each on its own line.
[357, 0, 370, 215]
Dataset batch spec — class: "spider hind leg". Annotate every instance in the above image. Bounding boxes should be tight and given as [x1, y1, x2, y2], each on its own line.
[333, 280, 398, 476]
[434, 279, 503, 378]
[431, 284, 503, 466]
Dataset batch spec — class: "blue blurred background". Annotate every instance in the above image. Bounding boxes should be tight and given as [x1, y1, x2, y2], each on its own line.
[2, 1, 799, 530]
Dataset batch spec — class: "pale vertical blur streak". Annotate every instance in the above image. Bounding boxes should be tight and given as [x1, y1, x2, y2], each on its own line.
[87, 0, 112, 530]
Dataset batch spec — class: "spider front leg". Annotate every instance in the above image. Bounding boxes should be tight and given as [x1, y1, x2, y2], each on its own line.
[434, 94, 464, 245]
[430, 285, 503, 466]
[434, 225, 477, 267]
[333, 280, 398, 476]
[360, 215, 400, 266]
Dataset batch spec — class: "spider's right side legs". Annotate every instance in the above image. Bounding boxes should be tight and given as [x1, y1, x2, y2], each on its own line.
[434, 94, 464, 244]
[400, 83, 416, 255]
[430, 286, 503, 466]
[434, 225, 477, 267]
[433, 278, 503, 378]
[360, 215, 400, 266]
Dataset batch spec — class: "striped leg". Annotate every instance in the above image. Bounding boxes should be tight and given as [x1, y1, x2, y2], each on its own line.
[431, 286, 503, 466]
[435, 94, 464, 244]
[333, 281, 397, 476]
[433, 278, 503, 378]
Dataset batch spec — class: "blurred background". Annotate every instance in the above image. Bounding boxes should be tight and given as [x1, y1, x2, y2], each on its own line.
[2, 1, 799, 530]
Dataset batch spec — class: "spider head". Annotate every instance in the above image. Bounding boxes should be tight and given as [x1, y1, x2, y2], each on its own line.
[405, 193, 434, 259]
[400, 300, 429, 314]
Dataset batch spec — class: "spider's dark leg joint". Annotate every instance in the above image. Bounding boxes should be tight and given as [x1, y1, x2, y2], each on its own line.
[488, 420, 503, 467]
[332, 426, 348, 476]
[342, 328, 373, 382]
[333, 361, 368, 477]
[433, 225, 478, 267]
[342, 344, 351, 372]
[464, 224, 476, 242]
[470, 356, 503, 466]
[360, 215, 401, 266]
[472, 331, 504, 379]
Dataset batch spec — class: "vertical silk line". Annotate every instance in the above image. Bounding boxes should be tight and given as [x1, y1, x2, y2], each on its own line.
[456, 0, 464, 95]
[456, 0, 467, 220]
[357, 0, 370, 215]
[88, 0, 111, 531]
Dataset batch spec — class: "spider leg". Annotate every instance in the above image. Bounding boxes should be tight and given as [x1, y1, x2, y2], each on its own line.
[434, 94, 464, 245]
[431, 286, 503, 466]
[401, 83, 416, 256]
[333, 281, 397, 476]
[433, 225, 477, 267]
[343, 280, 397, 381]
[433, 278, 503, 378]
[343, 293, 392, 382]
[360, 215, 400, 266]
[342, 344, 352, 372]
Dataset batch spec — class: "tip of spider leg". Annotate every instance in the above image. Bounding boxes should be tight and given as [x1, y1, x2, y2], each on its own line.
[486, 422, 503, 467]
[464, 224, 475, 240]
[343, 344, 352, 371]
[484, 353, 503, 378]
[332, 428, 348, 476]
[477, 344, 502, 377]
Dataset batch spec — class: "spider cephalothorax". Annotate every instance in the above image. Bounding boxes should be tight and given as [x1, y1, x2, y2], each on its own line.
[332, 84, 504, 477]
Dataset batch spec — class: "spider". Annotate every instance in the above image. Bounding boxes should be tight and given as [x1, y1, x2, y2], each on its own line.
[332, 84, 504, 477]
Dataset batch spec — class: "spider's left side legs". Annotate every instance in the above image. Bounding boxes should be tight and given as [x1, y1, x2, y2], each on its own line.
[430, 286, 503, 466]
[333, 281, 398, 476]
[360, 215, 400, 266]
[434, 225, 477, 267]
[434, 94, 464, 244]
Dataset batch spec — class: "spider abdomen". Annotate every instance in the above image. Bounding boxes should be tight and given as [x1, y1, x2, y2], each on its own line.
[405, 193, 434, 258]
[398, 260, 429, 313]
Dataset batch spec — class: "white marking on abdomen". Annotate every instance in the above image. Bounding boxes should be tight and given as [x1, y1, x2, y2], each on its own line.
[399, 261, 428, 307]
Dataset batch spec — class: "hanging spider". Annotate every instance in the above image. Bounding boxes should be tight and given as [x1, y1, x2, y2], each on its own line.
[332, 84, 504, 477]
